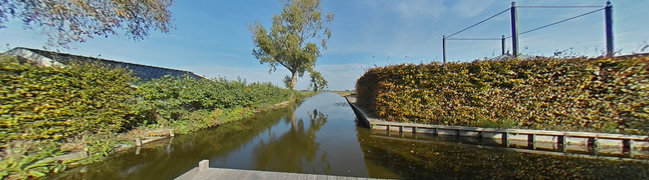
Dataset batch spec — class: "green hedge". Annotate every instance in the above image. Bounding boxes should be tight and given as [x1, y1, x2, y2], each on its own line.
[132, 75, 294, 130]
[356, 56, 649, 134]
[1, 56, 137, 143]
[1, 55, 297, 179]
[0, 54, 296, 144]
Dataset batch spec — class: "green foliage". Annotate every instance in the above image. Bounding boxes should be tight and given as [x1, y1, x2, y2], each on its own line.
[0, 0, 174, 47]
[1, 55, 297, 178]
[0, 140, 69, 179]
[308, 71, 328, 91]
[132, 75, 293, 132]
[0, 56, 137, 144]
[356, 56, 649, 134]
[249, 0, 333, 90]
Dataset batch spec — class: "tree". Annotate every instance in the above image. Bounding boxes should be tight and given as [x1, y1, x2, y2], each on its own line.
[249, 0, 332, 91]
[0, 0, 174, 47]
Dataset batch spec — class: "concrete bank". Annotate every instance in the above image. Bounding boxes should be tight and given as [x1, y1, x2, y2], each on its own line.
[345, 96, 649, 159]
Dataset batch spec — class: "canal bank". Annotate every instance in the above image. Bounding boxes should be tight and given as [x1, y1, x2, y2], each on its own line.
[28, 92, 316, 179]
[346, 95, 649, 160]
[50, 92, 649, 179]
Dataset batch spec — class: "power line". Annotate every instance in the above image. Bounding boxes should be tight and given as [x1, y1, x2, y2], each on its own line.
[517, 5, 605, 9]
[506, 7, 605, 38]
[447, 38, 502, 41]
[446, 8, 511, 38]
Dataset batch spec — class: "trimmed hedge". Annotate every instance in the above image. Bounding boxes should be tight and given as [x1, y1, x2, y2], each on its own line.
[356, 56, 649, 134]
[1, 56, 137, 143]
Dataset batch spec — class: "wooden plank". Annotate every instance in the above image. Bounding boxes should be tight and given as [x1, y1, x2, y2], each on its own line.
[589, 137, 598, 155]
[286, 173, 299, 180]
[528, 134, 536, 150]
[203, 169, 227, 180]
[294, 173, 309, 180]
[347, 99, 649, 141]
[266, 171, 285, 180]
[234, 169, 252, 179]
[274, 171, 290, 180]
[223, 169, 249, 179]
[316, 174, 328, 180]
[176, 167, 393, 180]
[346, 95, 649, 161]
[502, 132, 509, 147]
[243, 170, 267, 180]
[305, 174, 318, 180]
[559, 135, 567, 153]
[369, 119, 648, 140]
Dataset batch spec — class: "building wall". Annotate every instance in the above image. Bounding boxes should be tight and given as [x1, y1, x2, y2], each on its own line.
[3, 47, 202, 81]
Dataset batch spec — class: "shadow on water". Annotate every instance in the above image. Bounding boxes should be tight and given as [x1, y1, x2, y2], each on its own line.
[51, 100, 304, 180]
[357, 128, 649, 180]
[50, 92, 649, 179]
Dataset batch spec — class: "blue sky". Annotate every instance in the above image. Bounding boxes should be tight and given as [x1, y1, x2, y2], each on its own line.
[1, 0, 648, 90]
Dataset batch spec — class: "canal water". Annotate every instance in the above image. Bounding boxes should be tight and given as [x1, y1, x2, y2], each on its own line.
[52, 92, 649, 179]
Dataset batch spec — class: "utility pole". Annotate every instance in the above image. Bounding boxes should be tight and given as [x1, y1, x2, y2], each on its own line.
[442, 35, 447, 64]
[510, 1, 519, 57]
[501, 35, 506, 55]
[605, 1, 614, 57]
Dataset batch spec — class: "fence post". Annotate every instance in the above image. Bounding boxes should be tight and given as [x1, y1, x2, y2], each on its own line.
[510, 1, 519, 57]
[605, 1, 614, 57]
[501, 35, 506, 55]
[442, 35, 447, 64]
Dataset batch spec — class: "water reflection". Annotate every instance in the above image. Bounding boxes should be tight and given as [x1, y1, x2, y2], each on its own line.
[50, 102, 301, 180]
[48, 93, 649, 180]
[253, 109, 330, 173]
[358, 129, 649, 179]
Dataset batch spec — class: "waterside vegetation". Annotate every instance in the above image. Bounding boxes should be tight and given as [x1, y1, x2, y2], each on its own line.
[0, 56, 314, 179]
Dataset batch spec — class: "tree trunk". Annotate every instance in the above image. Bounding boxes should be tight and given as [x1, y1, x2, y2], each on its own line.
[290, 71, 298, 90]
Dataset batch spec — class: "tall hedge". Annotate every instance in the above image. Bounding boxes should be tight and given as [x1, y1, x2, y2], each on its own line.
[132, 75, 293, 127]
[356, 56, 649, 134]
[0, 56, 137, 143]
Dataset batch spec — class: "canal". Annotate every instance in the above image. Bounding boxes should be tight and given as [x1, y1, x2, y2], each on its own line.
[52, 92, 649, 179]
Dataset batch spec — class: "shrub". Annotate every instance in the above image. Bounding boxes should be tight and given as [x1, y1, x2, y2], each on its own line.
[356, 56, 649, 134]
[1, 56, 137, 144]
[132, 75, 293, 128]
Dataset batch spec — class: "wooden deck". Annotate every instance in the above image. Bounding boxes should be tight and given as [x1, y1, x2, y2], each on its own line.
[175, 160, 389, 180]
[345, 96, 649, 159]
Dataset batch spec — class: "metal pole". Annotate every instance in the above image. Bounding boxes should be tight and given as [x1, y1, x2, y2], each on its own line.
[442, 35, 447, 64]
[605, 1, 614, 57]
[510, 1, 519, 57]
[501, 35, 506, 55]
